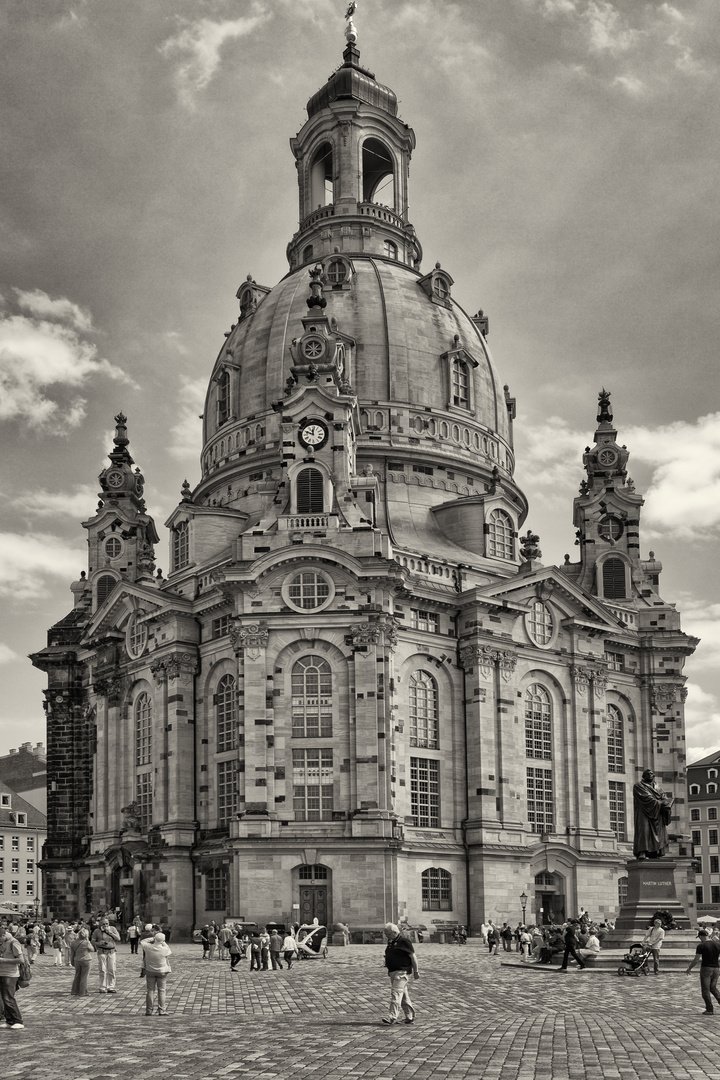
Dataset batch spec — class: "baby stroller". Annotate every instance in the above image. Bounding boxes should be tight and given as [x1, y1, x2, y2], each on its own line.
[617, 943, 650, 976]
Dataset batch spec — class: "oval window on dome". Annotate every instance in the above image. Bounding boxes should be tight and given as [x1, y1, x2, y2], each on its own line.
[598, 515, 623, 541]
[326, 258, 348, 285]
[105, 537, 122, 559]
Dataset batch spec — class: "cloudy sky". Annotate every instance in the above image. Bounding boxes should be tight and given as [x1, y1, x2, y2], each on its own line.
[1, 0, 718, 761]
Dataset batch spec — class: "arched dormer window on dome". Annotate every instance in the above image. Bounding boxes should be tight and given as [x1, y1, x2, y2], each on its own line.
[310, 142, 334, 210]
[96, 574, 117, 608]
[296, 467, 325, 514]
[173, 520, 189, 571]
[601, 556, 628, 600]
[451, 357, 469, 408]
[217, 369, 230, 426]
[323, 255, 352, 291]
[362, 138, 395, 207]
[486, 509, 514, 560]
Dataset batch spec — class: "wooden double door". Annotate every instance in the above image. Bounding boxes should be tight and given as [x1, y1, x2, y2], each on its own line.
[299, 885, 328, 925]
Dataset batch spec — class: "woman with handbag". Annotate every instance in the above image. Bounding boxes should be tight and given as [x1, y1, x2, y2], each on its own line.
[70, 930, 95, 997]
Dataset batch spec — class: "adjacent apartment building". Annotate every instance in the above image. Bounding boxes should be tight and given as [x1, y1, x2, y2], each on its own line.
[0, 779, 46, 914]
[688, 750, 720, 918]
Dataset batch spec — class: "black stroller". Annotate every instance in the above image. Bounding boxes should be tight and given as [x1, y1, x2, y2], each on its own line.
[617, 943, 650, 976]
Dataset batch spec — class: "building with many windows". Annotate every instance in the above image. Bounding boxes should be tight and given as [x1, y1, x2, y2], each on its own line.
[31, 27, 697, 938]
[0, 780, 46, 915]
[688, 750, 720, 918]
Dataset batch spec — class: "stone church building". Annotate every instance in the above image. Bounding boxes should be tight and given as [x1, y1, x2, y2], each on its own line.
[32, 30, 697, 939]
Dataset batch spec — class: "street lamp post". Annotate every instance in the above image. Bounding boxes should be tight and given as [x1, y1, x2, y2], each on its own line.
[520, 891, 528, 925]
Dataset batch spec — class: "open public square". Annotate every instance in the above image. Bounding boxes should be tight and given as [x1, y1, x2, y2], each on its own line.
[2, 942, 717, 1080]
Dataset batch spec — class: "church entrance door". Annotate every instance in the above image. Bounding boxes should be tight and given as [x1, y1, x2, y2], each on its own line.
[299, 886, 327, 925]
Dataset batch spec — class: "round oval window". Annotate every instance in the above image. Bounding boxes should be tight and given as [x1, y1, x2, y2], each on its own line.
[284, 571, 333, 611]
[105, 537, 122, 558]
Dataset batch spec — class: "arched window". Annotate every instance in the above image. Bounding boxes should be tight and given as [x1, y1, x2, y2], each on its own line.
[451, 358, 469, 408]
[607, 704, 624, 772]
[96, 575, 117, 606]
[525, 685, 552, 760]
[709, 784, 718, 794]
[310, 142, 333, 208]
[362, 138, 394, 205]
[217, 369, 230, 425]
[618, 876, 628, 907]
[297, 467, 324, 513]
[690, 784, 701, 795]
[326, 258, 347, 285]
[602, 557, 626, 599]
[433, 276, 449, 300]
[421, 867, 451, 911]
[383, 240, 397, 260]
[487, 510, 513, 559]
[292, 656, 333, 738]
[303, 244, 314, 263]
[135, 692, 153, 830]
[299, 864, 328, 880]
[216, 675, 237, 752]
[173, 521, 189, 570]
[409, 671, 438, 749]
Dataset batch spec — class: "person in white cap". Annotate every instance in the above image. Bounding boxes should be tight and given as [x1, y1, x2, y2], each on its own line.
[140, 933, 172, 1016]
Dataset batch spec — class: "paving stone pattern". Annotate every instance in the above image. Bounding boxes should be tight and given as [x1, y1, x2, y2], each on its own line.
[1, 944, 716, 1079]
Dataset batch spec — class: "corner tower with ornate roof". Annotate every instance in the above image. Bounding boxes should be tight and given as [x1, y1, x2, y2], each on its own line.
[32, 21, 697, 937]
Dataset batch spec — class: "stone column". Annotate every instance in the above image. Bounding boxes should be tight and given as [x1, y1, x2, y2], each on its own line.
[231, 622, 271, 831]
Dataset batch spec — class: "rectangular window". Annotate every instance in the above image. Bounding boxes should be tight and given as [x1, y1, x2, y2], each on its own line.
[26, 881, 34, 895]
[410, 609, 439, 633]
[11, 880, 19, 896]
[0, 881, 3, 894]
[709, 807, 718, 821]
[710, 829, 719, 846]
[0, 857, 3, 871]
[712, 886, 720, 905]
[136, 771, 153, 830]
[604, 651, 624, 671]
[11, 858, 19, 872]
[212, 615, 230, 639]
[527, 767, 554, 833]
[26, 860, 34, 873]
[26, 837, 34, 851]
[696, 885, 704, 904]
[291, 666, 332, 739]
[692, 830, 702, 846]
[293, 749, 333, 821]
[0, 836, 3, 849]
[11, 836, 19, 851]
[205, 868, 227, 912]
[16, 813, 26, 825]
[609, 781, 626, 841]
[691, 808, 700, 821]
[217, 760, 238, 826]
[0, 794, 9, 806]
[710, 856, 719, 874]
[410, 757, 440, 828]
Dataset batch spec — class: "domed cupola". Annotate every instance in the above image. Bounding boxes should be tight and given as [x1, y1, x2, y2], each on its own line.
[287, 16, 420, 271]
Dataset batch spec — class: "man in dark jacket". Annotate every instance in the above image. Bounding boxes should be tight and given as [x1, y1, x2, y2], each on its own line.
[382, 923, 419, 1025]
[558, 921, 587, 972]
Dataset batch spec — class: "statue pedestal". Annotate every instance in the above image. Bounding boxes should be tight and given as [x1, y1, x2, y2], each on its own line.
[606, 859, 690, 947]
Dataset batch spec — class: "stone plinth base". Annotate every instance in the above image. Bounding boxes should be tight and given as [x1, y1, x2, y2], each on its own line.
[608, 859, 689, 945]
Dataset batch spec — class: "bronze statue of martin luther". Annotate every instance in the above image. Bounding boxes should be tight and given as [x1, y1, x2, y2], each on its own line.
[633, 769, 674, 859]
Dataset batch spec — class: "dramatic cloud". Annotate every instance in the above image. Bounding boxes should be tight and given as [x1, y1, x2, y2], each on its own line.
[0, 293, 136, 432]
[168, 376, 206, 461]
[16, 484, 100, 521]
[160, 8, 271, 109]
[685, 682, 720, 763]
[0, 532, 86, 600]
[13, 288, 93, 333]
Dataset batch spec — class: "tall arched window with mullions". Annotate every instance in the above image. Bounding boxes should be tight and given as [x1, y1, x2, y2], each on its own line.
[135, 692, 153, 830]
[607, 704, 624, 773]
[217, 369, 230, 425]
[525, 684, 553, 834]
[216, 675, 237, 753]
[451, 357, 469, 408]
[487, 509, 514, 560]
[292, 656, 333, 738]
[409, 670, 438, 749]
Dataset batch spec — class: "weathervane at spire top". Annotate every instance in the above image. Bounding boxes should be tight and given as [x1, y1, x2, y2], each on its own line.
[345, 1, 358, 44]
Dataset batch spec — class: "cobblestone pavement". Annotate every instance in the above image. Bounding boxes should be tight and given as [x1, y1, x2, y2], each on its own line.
[1, 944, 715, 1079]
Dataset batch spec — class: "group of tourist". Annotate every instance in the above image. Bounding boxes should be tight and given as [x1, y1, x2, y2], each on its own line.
[198, 920, 328, 970]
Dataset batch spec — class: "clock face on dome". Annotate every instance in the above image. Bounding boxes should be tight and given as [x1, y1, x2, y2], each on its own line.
[299, 421, 328, 449]
[106, 470, 124, 488]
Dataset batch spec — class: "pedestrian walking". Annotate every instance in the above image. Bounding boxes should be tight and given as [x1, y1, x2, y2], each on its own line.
[249, 931, 262, 971]
[51, 925, 65, 968]
[229, 932, 243, 970]
[200, 925, 211, 959]
[207, 925, 217, 960]
[686, 928, 720, 1015]
[642, 919, 665, 974]
[70, 929, 95, 997]
[91, 917, 121, 993]
[381, 923, 418, 1025]
[127, 918, 141, 955]
[487, 922, 500, 956]
[558, 921, 586, 971]
[141, 932, 172, 1016]
[0, 929, 25, 1028]
[218, 924, 232, 960]
[283, 931, 298, 970]
[259, 928, 270, 969]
